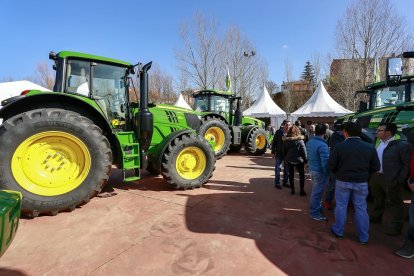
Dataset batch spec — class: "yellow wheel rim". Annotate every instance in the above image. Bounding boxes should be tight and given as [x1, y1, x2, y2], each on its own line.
[12, 131, 91, 196]
[176, 146, 207, 180]
[204, 127, 225, 153]
[256, 134, 267, 150]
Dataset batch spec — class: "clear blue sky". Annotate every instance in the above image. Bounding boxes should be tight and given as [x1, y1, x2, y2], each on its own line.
[1, 0, 413, 87]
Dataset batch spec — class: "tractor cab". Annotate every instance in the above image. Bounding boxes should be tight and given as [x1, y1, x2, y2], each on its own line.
[50, 51, 135, 129]
[193, 89, 242, 126]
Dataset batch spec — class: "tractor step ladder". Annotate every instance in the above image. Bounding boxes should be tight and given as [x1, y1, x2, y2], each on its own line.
[115, 131, 140, 182]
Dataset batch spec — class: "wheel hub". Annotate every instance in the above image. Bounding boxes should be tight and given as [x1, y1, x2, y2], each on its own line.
[12, 131, 91, 196]
[176, 146, 207, 180]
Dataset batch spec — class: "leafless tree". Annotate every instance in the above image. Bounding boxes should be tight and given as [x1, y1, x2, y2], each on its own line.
[148, 63, 175, 104]
[329, 60, 361, 111]
[335, 0, 414, 87]
[31, 62, 55, 90]
[175, 13, 222, 90]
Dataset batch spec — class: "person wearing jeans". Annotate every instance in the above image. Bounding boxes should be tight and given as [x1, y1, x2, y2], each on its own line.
[307, 124, 330, 221]
[271, 120, 291, 189]
[328, 122, 380, 244]
[332, 180, 369, 242]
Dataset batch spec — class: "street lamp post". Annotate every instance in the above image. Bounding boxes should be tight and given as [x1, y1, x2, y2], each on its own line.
[244, 50, 255, 108]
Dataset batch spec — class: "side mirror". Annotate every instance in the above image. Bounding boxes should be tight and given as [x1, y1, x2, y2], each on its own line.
[358, 101, 368, 112]
[386, 57, 402, 86]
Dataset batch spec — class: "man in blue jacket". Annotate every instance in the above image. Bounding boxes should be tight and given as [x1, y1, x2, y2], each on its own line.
[307, 124, 330, 221]
[329, 122, 380, 244]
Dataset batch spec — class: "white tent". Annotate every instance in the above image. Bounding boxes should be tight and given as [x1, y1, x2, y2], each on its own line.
[0, 80, 50, 105]
[173, 93, 192, 110]
[243, 85, 286, 127]
[292, 81, 352, 117]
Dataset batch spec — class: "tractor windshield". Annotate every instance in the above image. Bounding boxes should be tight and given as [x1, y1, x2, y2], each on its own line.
[371, 84, 407, 108]
[210, 95, 230, 113]
[194, 95, 209, 112]
[92, 63, 127, 125]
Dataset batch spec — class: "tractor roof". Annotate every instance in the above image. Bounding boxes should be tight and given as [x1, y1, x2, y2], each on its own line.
[193, 89, 234, 97]
[366, 81, 386, 90]
[57, 51, 132, 67]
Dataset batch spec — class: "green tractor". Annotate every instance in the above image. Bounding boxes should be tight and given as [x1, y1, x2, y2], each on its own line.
[0, 51, 216, 217]
[192, 89, 268, 159]
[335, 51, 414, 143]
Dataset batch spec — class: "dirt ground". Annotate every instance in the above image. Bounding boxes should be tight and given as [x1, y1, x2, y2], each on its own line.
[0, 150, 412, 276]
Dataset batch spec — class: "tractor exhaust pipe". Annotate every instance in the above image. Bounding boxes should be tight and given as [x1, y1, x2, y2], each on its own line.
[137, 62, 153, 169]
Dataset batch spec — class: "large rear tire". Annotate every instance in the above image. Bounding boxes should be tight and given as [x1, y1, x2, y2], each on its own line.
[245, 128, 268, 156]
[0, 108, 112, 217]
[198, 117, 231, 159]
[161, 134, 215, 189]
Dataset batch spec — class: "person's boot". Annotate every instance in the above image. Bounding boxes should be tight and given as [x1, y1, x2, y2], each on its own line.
[395, 240, 414, 258]
[291, 189, 295, 195]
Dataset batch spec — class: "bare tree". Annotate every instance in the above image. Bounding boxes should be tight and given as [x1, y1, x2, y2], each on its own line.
[223, 26, 267, 108]
[31, 62, 55, 90]
[148, 63, 175, 104]
[329, 60, 361, 111]
[175, 13, 222, 90]
[335, 0, 414, 87]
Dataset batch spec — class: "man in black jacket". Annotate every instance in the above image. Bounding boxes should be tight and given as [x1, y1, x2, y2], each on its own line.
[369, 123, 412, 236]
[329, 122, 380, 244]
[271, 120, 291, 189]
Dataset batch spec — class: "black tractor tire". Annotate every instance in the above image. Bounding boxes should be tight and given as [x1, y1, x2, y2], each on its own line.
[229, 144, 243, 153]
[161, 134, 215, 189]
[198, 117, 231, 159]
[0, 108, 112, 217]
[146, 159, 160, 175]
[245, 128, 268, 156]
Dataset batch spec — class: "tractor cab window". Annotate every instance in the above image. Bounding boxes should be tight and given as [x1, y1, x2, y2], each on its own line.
[210, 95, 230, 113]
[91, 63, 127, 126]
[371, 84, 406, 108]
[194, 95, 209, 112]
[65, 60, 90, 96]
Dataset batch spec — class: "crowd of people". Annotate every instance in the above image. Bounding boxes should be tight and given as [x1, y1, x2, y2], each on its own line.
[270, 119, 414, 258]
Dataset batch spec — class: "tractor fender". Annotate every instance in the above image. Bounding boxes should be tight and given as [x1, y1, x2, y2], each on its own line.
[0, 93, 111, 134]
[0, 93, 124, 166]
[148, 129, 195, 173]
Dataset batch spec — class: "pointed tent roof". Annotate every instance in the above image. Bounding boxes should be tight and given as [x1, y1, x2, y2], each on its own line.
[243, 85, 286, 117]
[173, 93, 192, 110]
[292, 81, 352, 117]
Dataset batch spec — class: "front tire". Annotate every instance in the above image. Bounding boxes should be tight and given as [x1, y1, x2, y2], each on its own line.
[245, 128, 268, 155]
[161, 134, 215, 189]
[198, 117, 231, 159]
[0, 108, 112, 217]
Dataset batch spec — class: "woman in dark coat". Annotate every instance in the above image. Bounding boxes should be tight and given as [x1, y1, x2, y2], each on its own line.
[283, 125, 308, 195]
